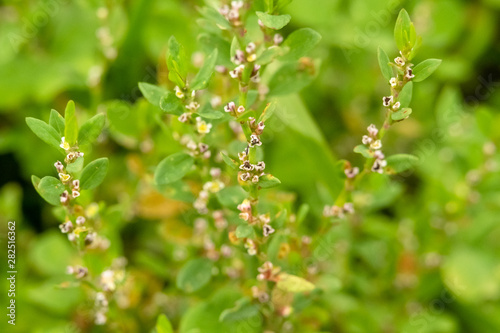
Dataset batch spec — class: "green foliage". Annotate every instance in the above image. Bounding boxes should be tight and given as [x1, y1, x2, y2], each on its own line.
[281, 28, 321, 62]
[377, 47, 392, 81]
[176, 258, 214, 293]
[154, 153, 194, 185]
[78, 114, 105, 146]
[190, 49, 218, 90]
[156, 314, 174, 333]
[64, 101, 78, 146]
[32, 176, 65, 206]
[412, 59, 442, 82]
[80, 158, 109, 190]
[26, 117, 62, 151]
[256, 11, 291, 30]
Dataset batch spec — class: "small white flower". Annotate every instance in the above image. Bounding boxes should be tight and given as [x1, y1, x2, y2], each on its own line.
[394, 57, 405, 66]
[345, 167, 359, 179]
[76, 216, 86, 225]
[54, 161, 64, 172]
[240, 172, 251, 182]
[370, 140, 382, 150]
[196, 118, 212, 134]
[254, 161, 266, 172]
[367, 124, 378, 137]
[392, 102, 401, 110]
[237, 105, 245, 114]
[405, 68, 415, 80]
[371, 159, 387, 174]
[224, 101, 236, 113]
[263, 224, 275, 237]
[247, 53, 257, 62]
[174, 86, 184, 99]
[252, 175, 259, 183]
[60, 137, 70, 150]
[362, 135, 372, 145]
[343, 202, 355, 214]
[390, 77, 397, 87]
[100, 270, 116, 291]
[240, 161, 254, 171]
[249, 134, 262, 147]
[246, 42, 256, 54]
[382, 96, 393, 107]
[59, 221, 73, 233]
[72, 190, 80, 198]
[95, 312, 107, 325]
[59, 173, 71, 182]
[373, 150, 385, 160]
[274, 34, 283, 45]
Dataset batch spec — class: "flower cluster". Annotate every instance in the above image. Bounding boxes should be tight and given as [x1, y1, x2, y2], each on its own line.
[238, 152, 266, 184]
[360, 124, 388, 174]
[323, 203, 355, 218]
[219, 1, 245, 27]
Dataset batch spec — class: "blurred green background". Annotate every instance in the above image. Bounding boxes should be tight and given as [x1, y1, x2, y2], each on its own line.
[1, 0, 500, 332]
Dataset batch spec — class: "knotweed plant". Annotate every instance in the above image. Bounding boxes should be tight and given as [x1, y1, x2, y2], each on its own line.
[325, 9, 441, 219]
[26, 101, 126, 326]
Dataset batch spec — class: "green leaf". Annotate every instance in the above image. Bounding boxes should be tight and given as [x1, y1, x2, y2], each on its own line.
[258, 174, 281, 189]
[219, 297, 259, 322]
[154, 153, 194, 185]
[138, 82, 168, 107]
[26, 117, 62, 151]
[353, 145, 372, 158]
[66, 156, 84, 174]
[220, 152, 239, 170]
[385, 154, 418, 173]
[230, 36, 239, 60]
[197, 104, 224, 119]
[296, 203, 310, 224]
[49, 109, 65, 136]
[78, 114, 105, 146]
[197, 6, 232, 30]
[256, 11, 291, 30]
[34, 176, 65, 206]
[176, 258, 213, 293]
[191, 49, 218, 91]
[159, 92, 183, 115]
[377, 47, 393, 81]
[276, 273, 315, 293]
[257, 46, 283, 65]
[80, 158, 109, 190]
[258, 101, 277, 123]
[217, 186, 247, 208]
[268, 62, 318, 96]
[398, 81, 413, 107]
[235, 224, 254, 239]
[156, 314, 174, 333]
[412, 59, 442, 82]
[394, 9, 412, 52]
[281, 28, 321, 62]
[64, 100, 78, 146]
[167, 36, 188, 88]
[391, 107, 412, 121]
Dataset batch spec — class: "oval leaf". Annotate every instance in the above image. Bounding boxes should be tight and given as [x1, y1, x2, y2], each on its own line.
[391, 107, 412, 121]
[277, 273, 315, 293]
[78, 114, 105, 146]
[258, 174, 281, 189]
[35, 176, 65, 206]
[412, 59, 442, 82]
[156, 314, 174, 333]
[398, 81, 413, 107]
[26, 117, 62, 151]
[281, 28, 321, 62]
[80, 157, 109, 190]
[190, 49, 218, 91]
[219, 297, 259, 322]
[139, 82, 168, 107]
[385, 154, 418, 173]
[64, 100, 78, 146]
[377, 47, 393, 81]
[176, 258, 213, 293]
[154, 153, 194, 185]
[256, 11, 291, 30]
[49, 109, 65, 135]
[394, 9, 412, 52]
